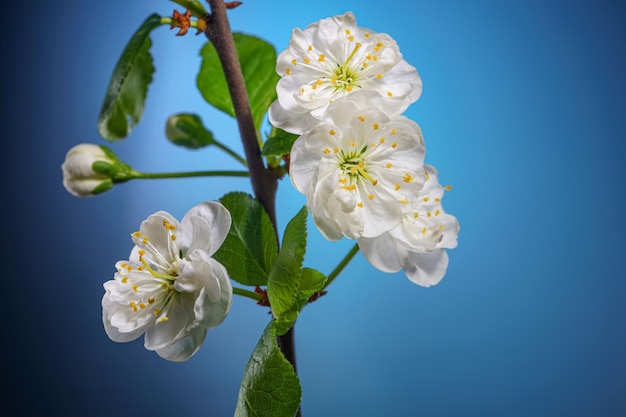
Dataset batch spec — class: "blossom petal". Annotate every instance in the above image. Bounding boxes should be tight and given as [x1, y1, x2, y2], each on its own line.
[403, 249, 449, 287]
[358, 233, 403, 273]
[154, 326, 207, 362]
[181, 201, 232, 256]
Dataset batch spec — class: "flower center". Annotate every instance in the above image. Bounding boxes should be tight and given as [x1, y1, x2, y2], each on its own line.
[331, 43, 362, 92]
[338, 143, 375, 186]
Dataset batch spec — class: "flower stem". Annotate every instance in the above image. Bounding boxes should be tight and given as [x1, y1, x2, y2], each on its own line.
[323, 243, 360, 290]
[233, 287, 263, 301]
[131, 170, 249, 180]
[213, 138, 248, 167]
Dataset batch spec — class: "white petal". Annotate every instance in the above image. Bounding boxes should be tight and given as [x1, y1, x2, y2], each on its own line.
[181, 201, 232, 256]
[403, 249, 449, 287]
[144, 293, 194, 351]
[154, 325, 207, 362]
[358, 233, 403, 273]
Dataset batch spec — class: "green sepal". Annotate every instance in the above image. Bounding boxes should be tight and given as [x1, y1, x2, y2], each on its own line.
[197, 33, 280, 131]
[266, 206, 307, 319]
[98, 145, 120, 161]
[91, 179, 114, 195]
[165, 113, 215, 149]
[92, 161, 114, 175]
[261, 129, 299, 157]
[97, 14, 161, 141]
[234, 320, 302, 417]
[213, 192, 278, 286]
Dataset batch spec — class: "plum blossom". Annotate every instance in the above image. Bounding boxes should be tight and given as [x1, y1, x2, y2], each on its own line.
[289, 92, 426, 240]
[358, 165, 459, 287]
[102, 202, 233, 361]
[269, 11, 422, 134]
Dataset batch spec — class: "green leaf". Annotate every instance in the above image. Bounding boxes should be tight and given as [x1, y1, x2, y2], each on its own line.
[274, 268, 327, 336]
[267, 206, 308, 318]
[234, 321, 301, 417]
[97, 14, 161, 141]
[213, 192, 278, 286]
[165, 113, 215, 149]
[261, 129, 299, 157]
[197, 33, 280, 130]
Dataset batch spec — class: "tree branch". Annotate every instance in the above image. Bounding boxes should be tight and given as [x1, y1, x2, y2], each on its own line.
[204, 0, 279, 230]
[203, 3, 300, 416]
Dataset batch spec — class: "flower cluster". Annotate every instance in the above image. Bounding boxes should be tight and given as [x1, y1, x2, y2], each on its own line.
[271, 12, 459, 286]
[101, 202, 233, 361]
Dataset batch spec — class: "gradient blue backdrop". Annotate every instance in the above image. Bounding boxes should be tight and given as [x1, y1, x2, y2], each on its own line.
[2, 1, 625, 416]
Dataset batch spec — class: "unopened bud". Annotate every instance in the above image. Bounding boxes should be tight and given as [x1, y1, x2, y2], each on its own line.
[61, 144, 129, 197]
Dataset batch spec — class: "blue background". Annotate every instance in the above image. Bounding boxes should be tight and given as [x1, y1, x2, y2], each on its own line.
[2, 1, 625, 416]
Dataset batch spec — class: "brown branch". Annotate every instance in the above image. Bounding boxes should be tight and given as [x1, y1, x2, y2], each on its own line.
[203, 2, 300, 416]
[204, 0, 279, 231]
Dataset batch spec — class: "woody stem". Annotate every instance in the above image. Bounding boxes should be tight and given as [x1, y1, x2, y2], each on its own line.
[203, 3, 299, 416]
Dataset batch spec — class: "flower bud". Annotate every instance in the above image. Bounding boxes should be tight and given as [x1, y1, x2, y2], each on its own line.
[61, 144, 121, 197]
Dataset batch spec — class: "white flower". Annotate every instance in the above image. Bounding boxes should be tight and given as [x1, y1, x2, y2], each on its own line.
[61, 144, 117, 197]
[289, 92, 426, 240]
[102, 202, 233, 361]
[358, 165, 459, 287]
[269, 11, 422, 134]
